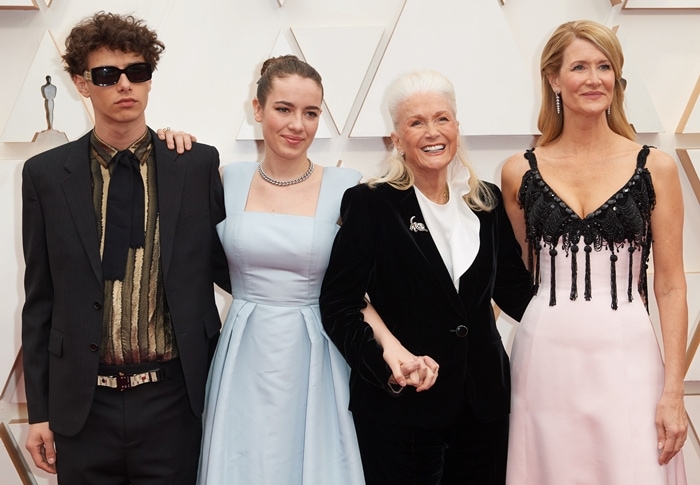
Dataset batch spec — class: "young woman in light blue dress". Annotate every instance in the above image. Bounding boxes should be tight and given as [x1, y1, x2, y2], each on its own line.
[196, 55, 365, 484]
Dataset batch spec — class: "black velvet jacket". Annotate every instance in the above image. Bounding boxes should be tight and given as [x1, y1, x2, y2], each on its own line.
[320, 182, 532, 430]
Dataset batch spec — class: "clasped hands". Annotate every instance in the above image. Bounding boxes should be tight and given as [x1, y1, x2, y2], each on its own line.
[382, 339, 439, 393]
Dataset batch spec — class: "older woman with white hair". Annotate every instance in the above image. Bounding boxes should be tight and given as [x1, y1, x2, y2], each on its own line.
[320, 70, 533, 485]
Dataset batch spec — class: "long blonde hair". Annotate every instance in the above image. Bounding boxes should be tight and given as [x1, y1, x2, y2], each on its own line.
[538, 20, 636, 146]
[370, 70, 496, 212]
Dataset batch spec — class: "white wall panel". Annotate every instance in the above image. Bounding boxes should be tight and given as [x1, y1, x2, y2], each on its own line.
[623, 0, 700, 8]
[351, 0, 537, 137]
[684, 395, 700, 480]
[677, 77, 700, 134]
[614, 27, 665, 133]
[0, 30, 92, 142]
[0, 0, 36, 8]
[292, 25, 384, 134]
[0, 160, 24, 393]
[235, 30, 337, 141]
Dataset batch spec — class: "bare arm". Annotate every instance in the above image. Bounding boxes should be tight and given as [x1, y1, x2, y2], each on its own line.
[647, 149, 688, 465]
[500, 153, 530, 258]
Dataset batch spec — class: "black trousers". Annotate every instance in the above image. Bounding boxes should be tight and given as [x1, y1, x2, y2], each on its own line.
[353, 401, 509, 485]
[53, 359, 202, 485]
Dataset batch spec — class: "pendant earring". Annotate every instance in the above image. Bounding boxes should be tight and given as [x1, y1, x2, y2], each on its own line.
[607, 106, 611, 115]
[555, 92, 561, 115]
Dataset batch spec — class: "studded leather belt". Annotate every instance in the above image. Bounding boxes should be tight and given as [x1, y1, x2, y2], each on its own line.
[97, 368, 166, 391]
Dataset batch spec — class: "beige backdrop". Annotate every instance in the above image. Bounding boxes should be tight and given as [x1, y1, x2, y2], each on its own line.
[0, 0, 699, 482]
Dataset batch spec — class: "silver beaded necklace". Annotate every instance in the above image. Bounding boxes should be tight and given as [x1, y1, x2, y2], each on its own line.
[258, 158, 315, 187]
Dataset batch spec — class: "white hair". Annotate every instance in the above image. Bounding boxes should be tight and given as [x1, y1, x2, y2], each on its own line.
[370, 70, 496, 212]
[386, 70, 458, 128]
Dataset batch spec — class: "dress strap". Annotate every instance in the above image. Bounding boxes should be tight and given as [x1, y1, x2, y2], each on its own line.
[315, 166, 361, 222]
[524, 148, 538, 170]
[221, 162, 257, 213]
[636, 145, 653, 169]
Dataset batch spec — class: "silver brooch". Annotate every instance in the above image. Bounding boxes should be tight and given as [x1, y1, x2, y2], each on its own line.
[409, 216, 429, 233]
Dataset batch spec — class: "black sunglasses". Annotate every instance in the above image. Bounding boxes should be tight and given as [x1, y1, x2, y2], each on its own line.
[84, 62, 153, 86]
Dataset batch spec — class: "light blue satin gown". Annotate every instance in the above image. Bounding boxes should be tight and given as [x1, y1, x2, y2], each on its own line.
[197, 162, 365, 484]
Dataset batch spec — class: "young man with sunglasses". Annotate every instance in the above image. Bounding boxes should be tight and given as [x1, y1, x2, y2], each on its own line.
[21, 12, 230, 484]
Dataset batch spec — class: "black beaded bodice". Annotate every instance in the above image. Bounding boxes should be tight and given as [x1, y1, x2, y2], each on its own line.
[518, 146, 656, 310]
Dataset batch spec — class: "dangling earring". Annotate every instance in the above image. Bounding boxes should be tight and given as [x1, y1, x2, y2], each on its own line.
[555, 91, 561, 115]
[607, 105, 611, 115]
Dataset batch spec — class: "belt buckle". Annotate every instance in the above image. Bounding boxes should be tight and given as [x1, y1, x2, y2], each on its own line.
[117, 372, 130, 392]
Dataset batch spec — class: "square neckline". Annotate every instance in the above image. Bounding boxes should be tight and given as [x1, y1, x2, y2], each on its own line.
[242, 164, 326, 219]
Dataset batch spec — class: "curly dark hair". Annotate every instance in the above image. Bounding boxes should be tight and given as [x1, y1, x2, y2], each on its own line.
[62, 11, 165, 77]
[256, 55, 323, 106]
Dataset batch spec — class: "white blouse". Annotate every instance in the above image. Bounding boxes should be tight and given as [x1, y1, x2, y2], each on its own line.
[414, 160, 481, 291]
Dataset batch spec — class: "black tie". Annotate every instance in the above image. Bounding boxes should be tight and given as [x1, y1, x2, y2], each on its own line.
[102, 150, 145, 281]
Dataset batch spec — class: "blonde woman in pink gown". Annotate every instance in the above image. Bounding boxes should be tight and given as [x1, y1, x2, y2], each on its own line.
[501, 20, 688, 485]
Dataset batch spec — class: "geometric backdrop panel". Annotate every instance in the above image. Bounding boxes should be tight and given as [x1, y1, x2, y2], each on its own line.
[676, 149, 700, 206]
[677, 77, 700, 134]
[0, 159, 25, 394]
[622, 0, 700, 8]
[351, 0, 538, 137]
[614, 27, 665, 133]
[292, 25, 384, 134]
[0, 30, 92, 142]
[236, 30, 337, 141]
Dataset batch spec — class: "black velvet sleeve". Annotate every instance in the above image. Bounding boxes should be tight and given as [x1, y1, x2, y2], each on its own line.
[489, 184, 533, 321]
[320, 185, 391, 390]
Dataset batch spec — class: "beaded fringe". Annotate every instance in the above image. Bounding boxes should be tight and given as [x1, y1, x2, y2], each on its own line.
[584, 244, 592, 301]
[627, 246, 635, 303]
[610, 252, 618, 310]
[532, 243, 639, 311]
[549, 248, 557, 306]
[531, 243, 541, 296]
[570, 244, 579, 300]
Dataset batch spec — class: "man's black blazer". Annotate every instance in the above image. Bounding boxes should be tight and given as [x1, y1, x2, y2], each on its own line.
[21, 128, 230, 437]
[320, 182, 532, 430]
